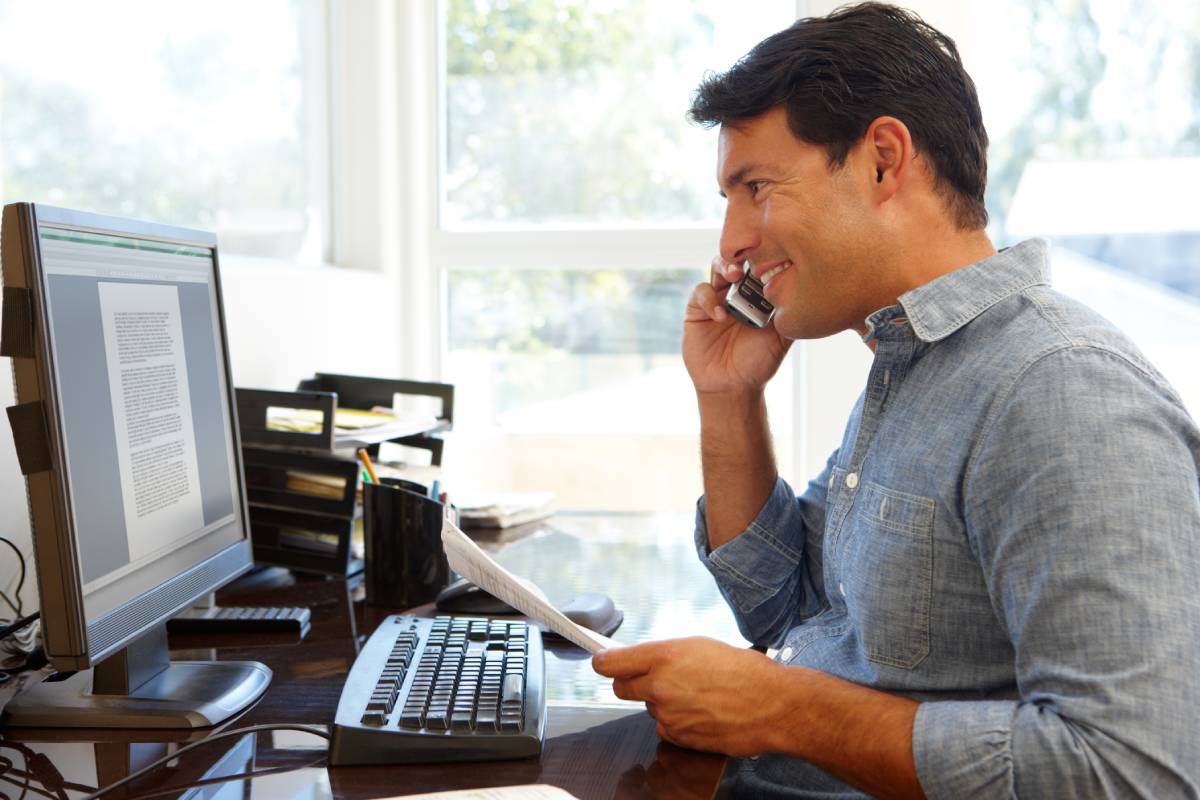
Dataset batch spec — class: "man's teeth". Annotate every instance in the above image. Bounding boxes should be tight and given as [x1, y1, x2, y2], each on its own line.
[761, 261, 792, 283]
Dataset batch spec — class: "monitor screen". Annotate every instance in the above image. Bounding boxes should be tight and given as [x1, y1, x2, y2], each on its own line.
[2, 204, 256, 672]
[37, 226, 244, 621]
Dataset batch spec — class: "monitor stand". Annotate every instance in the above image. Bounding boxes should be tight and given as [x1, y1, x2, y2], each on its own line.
[1, 624, 271, 728]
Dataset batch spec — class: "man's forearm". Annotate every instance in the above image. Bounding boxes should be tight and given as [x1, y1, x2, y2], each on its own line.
[698, 389, 778, 549]
[770, 666, 923, 800]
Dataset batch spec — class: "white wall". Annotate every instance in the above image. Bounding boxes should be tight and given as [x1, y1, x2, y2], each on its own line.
[0, 260, 402, 617]
[220, 263, 402, 390]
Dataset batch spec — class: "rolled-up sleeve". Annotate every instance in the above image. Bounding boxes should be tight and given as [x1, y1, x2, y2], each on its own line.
[914, 346, 1200, 797]
[693, 454, 835, 647]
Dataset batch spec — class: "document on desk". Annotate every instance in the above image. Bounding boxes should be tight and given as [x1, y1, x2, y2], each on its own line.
[441, 515, 619, 653]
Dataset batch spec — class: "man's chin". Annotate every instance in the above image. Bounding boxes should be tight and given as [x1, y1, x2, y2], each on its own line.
[771, 308, 839, 340]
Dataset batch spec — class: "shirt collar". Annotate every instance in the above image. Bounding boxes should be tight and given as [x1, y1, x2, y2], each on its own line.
[864, 238, 1051, 344]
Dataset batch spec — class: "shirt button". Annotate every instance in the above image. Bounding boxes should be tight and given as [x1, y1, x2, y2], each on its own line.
[845, 472, 859, 489]
[780, 647, 794, 662]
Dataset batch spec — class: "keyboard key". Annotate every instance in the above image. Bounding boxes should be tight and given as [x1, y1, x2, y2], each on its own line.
[502, 673, 524, 708]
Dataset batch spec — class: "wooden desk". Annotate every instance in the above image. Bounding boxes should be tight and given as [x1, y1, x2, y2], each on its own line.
[0, 512, 746, 799]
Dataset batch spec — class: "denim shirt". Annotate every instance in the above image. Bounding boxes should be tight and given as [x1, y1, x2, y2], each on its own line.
[696, 240, 1200, 798]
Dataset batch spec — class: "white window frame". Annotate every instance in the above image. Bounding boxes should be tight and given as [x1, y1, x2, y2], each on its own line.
[379, 0, 869, 489]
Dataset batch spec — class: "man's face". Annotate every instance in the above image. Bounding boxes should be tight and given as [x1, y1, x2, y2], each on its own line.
[717, 106, 883, 340]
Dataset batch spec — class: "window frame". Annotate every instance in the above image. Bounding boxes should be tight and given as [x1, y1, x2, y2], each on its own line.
[408, 0, 851, 490]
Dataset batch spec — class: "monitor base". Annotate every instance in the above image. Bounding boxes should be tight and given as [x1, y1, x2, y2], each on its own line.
[1, 660, 271, 729]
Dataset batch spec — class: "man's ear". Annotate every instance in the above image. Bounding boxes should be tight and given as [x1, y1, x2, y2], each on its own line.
[863, 116, 913, 203]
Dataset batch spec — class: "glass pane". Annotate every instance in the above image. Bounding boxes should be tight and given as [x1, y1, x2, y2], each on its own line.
[442, 0, 797, 228]
[960, 0, 1200, 414]
[0, 0, 322, 259]
[444, 267, 795, 511]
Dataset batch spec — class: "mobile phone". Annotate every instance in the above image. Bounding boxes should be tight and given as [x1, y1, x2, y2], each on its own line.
[724, 272, 775, 328]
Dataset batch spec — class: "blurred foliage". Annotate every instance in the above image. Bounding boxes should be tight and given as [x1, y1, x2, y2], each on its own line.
[0, 0, 310, 256]
[443, 0, 718, 225]
[987, 0, 1200, 239]
[446, 0, 648, 76]
[448, 267, 699, 355]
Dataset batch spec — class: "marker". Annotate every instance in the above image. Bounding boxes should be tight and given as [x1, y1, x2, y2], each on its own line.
[430, 479, 441, 501]
[357, 448, 379, 484]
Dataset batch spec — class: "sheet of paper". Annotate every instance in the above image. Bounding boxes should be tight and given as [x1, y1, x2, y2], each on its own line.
[441, 514, 619, 653]
[98, 282, 204, 562]
[387, 785, 579, 800]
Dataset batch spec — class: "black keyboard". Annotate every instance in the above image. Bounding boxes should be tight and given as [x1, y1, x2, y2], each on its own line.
[167, 605, 311, 635]
[328, 615, 545, 765]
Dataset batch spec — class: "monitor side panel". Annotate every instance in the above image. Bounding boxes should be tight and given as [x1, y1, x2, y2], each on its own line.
[2, 202, 89, 666]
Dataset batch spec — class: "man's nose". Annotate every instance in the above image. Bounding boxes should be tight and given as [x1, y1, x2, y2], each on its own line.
[719, 202, 759, 266]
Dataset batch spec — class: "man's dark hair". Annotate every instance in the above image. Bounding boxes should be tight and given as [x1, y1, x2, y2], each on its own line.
[690, 3, 989, 229]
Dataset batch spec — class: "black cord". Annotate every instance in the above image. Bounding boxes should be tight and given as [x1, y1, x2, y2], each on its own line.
[0, 538, 25, 616]
[77, 724, 330, 800]
[0, 613, 39, 643]
[119, 758, 326, 800]
[0, 745, 33, 800]
[0, 773, 51, 800]
[0, 741, 87, 799]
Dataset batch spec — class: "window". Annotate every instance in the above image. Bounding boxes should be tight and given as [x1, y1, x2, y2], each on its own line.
[438, 0, 800, 511]
[892, 0, 1200, 415]
[0, 0, 329, 261]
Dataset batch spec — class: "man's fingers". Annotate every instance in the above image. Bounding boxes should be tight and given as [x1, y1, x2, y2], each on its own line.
[686, 282, 728, 323]
[709, 256, 743, 291]
[592, 642, 662, 678]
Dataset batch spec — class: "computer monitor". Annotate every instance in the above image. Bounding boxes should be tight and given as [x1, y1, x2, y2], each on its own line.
[0, 203, 270, 728]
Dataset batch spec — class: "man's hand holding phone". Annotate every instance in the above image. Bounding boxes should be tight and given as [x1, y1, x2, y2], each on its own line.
[683, 257, 792, 396]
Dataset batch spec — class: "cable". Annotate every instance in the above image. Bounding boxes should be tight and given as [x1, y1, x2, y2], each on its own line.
[0, 539, 37, 661]
[77, 724, 330, 800]
[0, 613, 40, 662]
[119, 758, 326, 800]
[0, 537, 26, 616]
[0, 613, 38, 642]
[0, 740, 92, 799]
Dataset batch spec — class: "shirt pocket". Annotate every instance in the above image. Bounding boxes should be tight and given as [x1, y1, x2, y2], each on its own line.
[841, 481, 935, 670]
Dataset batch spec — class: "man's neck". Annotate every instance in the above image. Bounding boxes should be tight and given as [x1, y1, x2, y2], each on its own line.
[857, 227, 996, 348]
[893, 227, 996, 295]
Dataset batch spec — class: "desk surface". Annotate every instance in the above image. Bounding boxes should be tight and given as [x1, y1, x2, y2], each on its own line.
[0, 512, 746, 799]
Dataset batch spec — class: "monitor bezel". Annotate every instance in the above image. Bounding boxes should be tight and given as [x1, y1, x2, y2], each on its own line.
[2, 202, 254, 671]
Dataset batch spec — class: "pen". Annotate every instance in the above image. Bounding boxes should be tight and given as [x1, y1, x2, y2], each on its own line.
[357, 448, 379, 484]
[430, 479, 441, 501]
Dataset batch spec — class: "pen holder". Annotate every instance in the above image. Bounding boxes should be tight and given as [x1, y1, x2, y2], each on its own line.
[362, 478, 451, 607]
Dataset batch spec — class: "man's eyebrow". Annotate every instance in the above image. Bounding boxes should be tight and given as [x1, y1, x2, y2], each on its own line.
[718, 164, 761, 198]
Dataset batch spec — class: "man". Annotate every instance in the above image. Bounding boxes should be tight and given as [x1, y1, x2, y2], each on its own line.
[592, 4, 1200, 798]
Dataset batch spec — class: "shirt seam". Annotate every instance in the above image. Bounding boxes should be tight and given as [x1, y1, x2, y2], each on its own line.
[908, 274, 1049, 342]
[962, 341, 1178, 537]
[708, 551, 775, 594]
[746, 518, 805, 563]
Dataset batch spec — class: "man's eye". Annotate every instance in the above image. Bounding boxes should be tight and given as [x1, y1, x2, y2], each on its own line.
[747, 180, 765, 196]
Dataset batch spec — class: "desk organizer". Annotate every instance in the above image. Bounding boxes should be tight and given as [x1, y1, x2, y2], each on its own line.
[236, 374, 454, 576]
